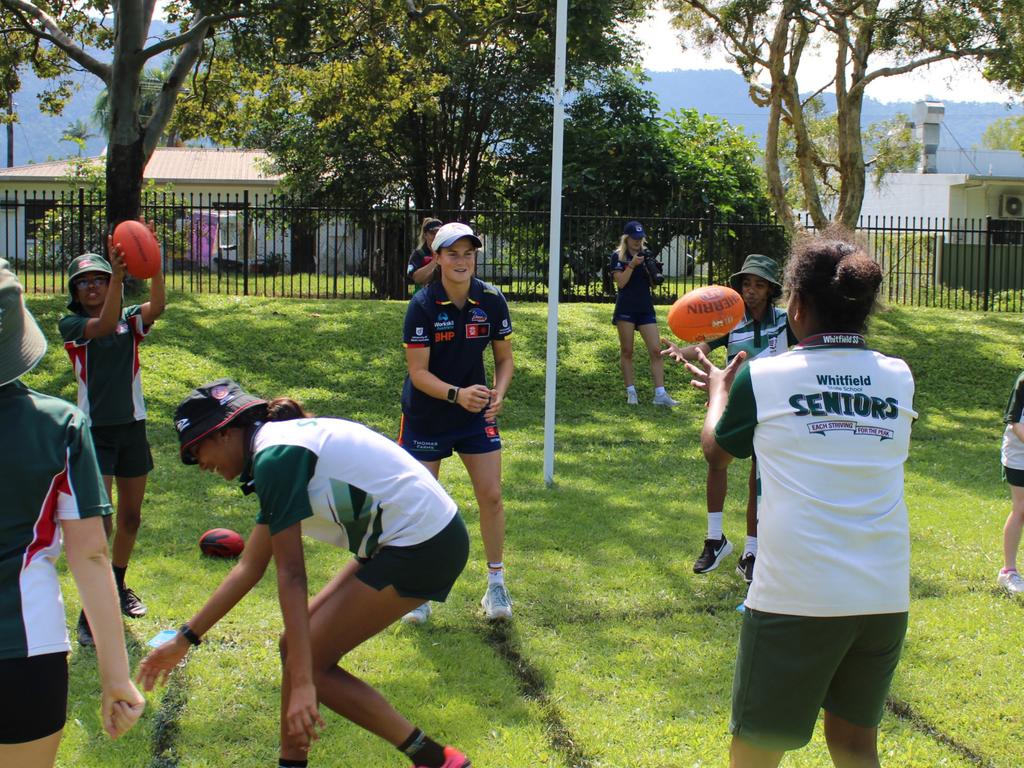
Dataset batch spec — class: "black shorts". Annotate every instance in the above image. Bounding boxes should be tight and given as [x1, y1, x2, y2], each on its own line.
[91, 419, 154, 477]
[1003, 465, 1024, 487]
[0, 652, 68, 743]
[356, 514, 470, 602]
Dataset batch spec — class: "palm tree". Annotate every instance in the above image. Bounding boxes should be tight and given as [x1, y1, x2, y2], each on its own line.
[61, 119, 95, 156]
[92, 59, 184, 146]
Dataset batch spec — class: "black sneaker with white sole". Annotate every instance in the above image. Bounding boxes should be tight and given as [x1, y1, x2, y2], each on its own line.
[736, 553, 755, 584]
[693, 535, 733, 573]
[119, 585, 147, 618]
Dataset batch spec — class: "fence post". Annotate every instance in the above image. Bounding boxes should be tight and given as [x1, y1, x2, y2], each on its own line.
[77, 187, 85, 259]
[704, 214, 715, 286]
[983, 215, 991, 312]
[242, 190, 250, 296]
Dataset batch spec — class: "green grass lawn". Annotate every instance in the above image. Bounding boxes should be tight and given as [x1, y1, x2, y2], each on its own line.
[20, 291, 1024, 768]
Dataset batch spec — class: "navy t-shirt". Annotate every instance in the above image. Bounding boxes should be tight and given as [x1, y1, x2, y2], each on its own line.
[609, 250, 655, 316]
[402, 278, 513, 433]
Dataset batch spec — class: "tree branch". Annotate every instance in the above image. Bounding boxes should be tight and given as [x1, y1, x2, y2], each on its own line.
[853, 45, 1005, 97]
[404, 0, 536, 44]
[0, 0, 110, 79]
[141, 12, 244, 59]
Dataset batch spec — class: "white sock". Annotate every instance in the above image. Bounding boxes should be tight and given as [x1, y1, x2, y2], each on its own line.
[707, 512, 724, 540]
[654, 386, 667, 396]
[487, 562, 505, 586]
[626, 385, 637, 395]
[744, 536, 758, 557]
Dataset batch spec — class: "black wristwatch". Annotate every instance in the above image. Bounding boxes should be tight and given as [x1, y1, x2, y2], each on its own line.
[179, 624, 202, 646]
[446, 386, 459, 404]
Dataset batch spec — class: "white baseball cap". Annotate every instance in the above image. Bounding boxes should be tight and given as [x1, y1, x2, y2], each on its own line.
[433, 222, 482, 250]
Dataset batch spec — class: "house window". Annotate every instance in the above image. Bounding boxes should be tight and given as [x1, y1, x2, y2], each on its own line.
[991, 218, 1024, 246]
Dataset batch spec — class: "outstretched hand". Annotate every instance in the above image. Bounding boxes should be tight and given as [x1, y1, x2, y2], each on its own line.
[660, 337, 687, 364]
[686, 347, 746, 398]
[137, 634, 190, 691]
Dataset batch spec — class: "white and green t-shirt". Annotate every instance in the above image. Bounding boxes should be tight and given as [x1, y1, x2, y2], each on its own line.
[59, 305, 150, 426]
[714, 333, 917, 617]
[707, 305, 790, 364]
[0, 382, 111, 660]
[248, 418, 458, 556]
[1001, 371, 1024, 470]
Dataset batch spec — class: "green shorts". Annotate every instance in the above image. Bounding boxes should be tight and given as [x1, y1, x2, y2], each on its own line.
[355, 514, 469, 602]
[90, 420, 154, 478]
[730, 609, 908, 751]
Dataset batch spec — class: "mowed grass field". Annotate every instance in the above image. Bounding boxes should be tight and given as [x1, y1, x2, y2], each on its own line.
[20, 290, 1024, 768]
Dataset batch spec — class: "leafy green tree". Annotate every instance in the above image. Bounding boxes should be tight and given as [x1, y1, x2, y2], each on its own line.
[981, 116, 1024, 152]
[165, 0, 649, 210]
[666, 0, 1017, 231]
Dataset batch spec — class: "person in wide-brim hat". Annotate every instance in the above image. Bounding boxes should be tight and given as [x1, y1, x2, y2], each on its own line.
[660, 251, 793, 585]
[0, 258, 48, 385]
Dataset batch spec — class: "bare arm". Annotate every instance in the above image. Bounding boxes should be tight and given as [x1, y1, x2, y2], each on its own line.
[62, 516, 145, 738]
[1013, 422, 1024, 443]
[272, 522, 324, 746]
[612, 254, 643, 290]
[138, 220, 167, 325]
[485, 338, 514, 420]
[687, 348, 748, 470]
[137, 525, 272, 690]
[79, 241, 126, 340]
[410, 259, 437, 285]
[661, 339, 711, 364]
[405, 345, 491, 413]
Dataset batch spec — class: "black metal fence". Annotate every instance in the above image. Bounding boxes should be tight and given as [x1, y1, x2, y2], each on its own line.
[4, 189, 1023, 311]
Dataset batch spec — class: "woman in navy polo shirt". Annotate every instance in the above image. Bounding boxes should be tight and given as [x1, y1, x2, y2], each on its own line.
[400, 222, 515, 624]
[610, 220, 678, 407]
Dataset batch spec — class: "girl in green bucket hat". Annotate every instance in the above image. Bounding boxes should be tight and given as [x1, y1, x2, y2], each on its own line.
[58, 228, 166, 645]
[661, 254, 793, 584]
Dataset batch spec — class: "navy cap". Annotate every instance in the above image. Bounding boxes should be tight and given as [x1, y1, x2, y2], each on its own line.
[623, 221, 646, 239]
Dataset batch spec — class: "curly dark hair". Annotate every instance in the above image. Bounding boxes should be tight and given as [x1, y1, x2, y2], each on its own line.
[785, 229, 882, 334]
[231, 396, 310, 430]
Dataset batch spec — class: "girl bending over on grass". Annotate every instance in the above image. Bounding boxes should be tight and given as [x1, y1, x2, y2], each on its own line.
[690, 233, 916, 767]
[138, 379, 472, 768]
[58, 223, 166, 645]
[0, 260, 143, 768]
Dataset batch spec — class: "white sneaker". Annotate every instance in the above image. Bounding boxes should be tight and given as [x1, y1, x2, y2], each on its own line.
[997, 569, 1024, 594]
[626, 390, 638, 405]
[481, 583, 513, 621]
[652, 391, 679, 407]
[401, 602, 432, 625]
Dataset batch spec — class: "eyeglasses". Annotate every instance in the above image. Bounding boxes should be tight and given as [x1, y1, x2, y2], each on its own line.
[74, 276, 110, 290]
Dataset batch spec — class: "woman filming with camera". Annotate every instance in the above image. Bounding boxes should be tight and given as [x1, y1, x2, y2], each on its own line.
[610, 221, 678, 407]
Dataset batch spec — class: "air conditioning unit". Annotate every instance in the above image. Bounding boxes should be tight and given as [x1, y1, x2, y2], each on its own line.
[1001, 193, 1024, 219]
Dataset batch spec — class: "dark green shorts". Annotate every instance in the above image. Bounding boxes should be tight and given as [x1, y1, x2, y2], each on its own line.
[356, 514, 469, 602]
[1002, 465, 1024, 487]
[730, 609, 908, 751]
[90, 420, 154, 478]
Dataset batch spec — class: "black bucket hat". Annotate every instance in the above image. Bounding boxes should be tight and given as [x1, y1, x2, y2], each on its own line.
[730, 254, 783, 299]
[174, 378, 267, 464]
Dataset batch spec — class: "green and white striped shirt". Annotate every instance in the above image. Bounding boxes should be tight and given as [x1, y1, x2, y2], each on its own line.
[707, 305, 791, 363]
[247, 418, 458, 557]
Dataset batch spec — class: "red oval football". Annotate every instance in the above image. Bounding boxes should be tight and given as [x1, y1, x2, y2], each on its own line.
[112, 219, 161, 279]
[199, 528, 244, 558]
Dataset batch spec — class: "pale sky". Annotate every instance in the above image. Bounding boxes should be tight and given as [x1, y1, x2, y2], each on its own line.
[637, 5, 1014, 105]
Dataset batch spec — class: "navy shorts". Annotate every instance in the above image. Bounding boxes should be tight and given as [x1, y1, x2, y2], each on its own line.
[398, 412, 501, 461]
[0, 652, 68, 742]
[356, 514, 470, 602]
[91, 419, 154, 477]
[612, 311, 657, 326]
[1003, 465, 1024, 486]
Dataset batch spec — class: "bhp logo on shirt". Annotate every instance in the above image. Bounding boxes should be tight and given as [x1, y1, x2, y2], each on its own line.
[435, 331, 456, 342]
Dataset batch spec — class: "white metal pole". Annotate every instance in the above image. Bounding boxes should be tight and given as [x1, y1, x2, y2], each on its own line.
[543, 0, 568, 486]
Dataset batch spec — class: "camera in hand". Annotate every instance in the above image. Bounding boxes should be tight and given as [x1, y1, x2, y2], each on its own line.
[642, 253, 665, 286]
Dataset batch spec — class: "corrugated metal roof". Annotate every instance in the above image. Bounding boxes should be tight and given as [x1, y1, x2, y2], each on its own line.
[0, 147, 284, 185]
